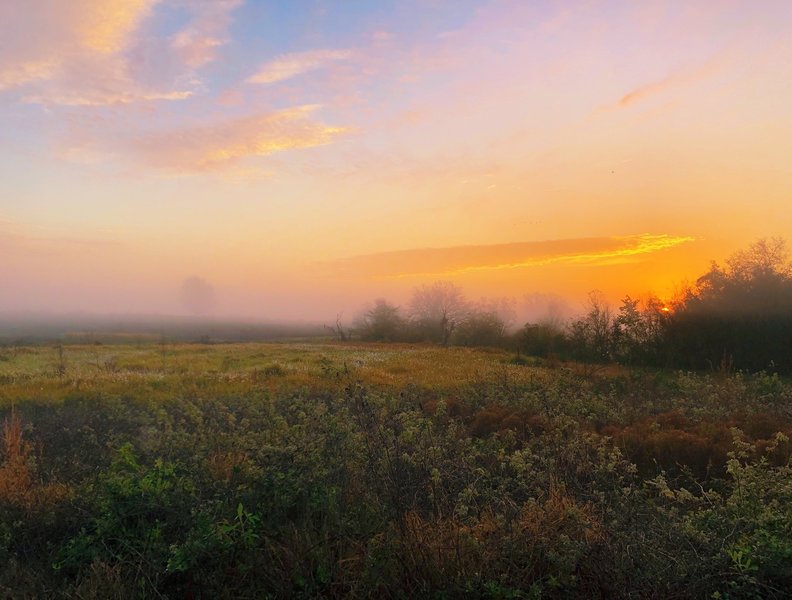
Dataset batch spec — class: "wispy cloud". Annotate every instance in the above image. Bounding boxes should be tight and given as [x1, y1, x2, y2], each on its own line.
[321, 234, 695, 279]
[602, 58, 726, 112]
[246, 49, 353, 84]
[127, 105, 346, 173]
[25, 88, 191, 107]
[170, 0, 243, 68]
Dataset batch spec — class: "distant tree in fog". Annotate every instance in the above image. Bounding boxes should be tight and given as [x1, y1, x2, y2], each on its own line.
[451, 297, 515, 347]
[357, 299, 407, 341]
[520, 293, 574, 330]
[473, 297, 517, 331]
[453, 310, 507, 347]
[180, 277, 216, 315]
[408, 281, 468, 345]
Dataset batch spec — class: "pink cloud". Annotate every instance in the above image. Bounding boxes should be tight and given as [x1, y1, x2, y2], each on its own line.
[20, 52, 193, 107]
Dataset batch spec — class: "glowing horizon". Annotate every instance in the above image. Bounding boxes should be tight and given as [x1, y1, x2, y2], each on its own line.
[1, 1, 791, 321]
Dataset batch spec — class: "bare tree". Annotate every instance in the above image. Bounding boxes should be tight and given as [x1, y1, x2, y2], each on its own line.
[324, 313, 349, 341]
[408, 281, 468, 345]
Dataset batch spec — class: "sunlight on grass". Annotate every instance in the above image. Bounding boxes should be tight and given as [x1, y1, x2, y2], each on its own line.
[0, 342, 550, 408]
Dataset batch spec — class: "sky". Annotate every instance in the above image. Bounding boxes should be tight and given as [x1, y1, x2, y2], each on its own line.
[1, 0, 791, 321]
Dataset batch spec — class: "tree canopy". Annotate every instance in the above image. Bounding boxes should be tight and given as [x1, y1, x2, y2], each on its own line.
[668, 238, 792, 372]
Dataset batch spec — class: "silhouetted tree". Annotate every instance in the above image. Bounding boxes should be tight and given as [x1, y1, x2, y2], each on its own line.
[520, 321, 567, 358]
[667, 238, 792, 372]
[569, 291, 613, 362]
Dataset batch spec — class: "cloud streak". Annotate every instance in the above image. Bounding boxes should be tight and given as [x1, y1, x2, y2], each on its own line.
[0, 220, 122, 260]
[24, 88, 191, 107]
[603, 58, 726, 112]
[128, 105, 347, 173]
[322, 234, 695, 279]
[246, 49, 353, 84]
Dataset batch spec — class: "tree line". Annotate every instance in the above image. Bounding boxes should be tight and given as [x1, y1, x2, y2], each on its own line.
[353, 281, 513, 347]
[350, 238, 792, 374]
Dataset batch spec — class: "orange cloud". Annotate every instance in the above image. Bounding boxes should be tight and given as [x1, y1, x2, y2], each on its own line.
[128, 105, 347, 173]
[246, 49, 353, 84]
[322, 234, 695, 279]
[76, 0, 159, 54]
[0, 60, 58, 92]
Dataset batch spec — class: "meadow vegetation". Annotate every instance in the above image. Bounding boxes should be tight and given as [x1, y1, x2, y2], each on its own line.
[1, 341, 791, 598]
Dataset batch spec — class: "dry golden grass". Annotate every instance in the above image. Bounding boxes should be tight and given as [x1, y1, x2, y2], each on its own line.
[0, 342, 549, 408]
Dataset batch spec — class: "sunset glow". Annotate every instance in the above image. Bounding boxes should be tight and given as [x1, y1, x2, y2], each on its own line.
[2, 0, 791, 320]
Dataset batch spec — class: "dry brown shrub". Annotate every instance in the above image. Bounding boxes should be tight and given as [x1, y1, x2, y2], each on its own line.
[654, 410, 688, 429]
[469, 405, 509, 437]
[0, 409, 69, 511]
[518, 478, 604, 546]
[401, 511, 481, 581]
[469, 406, 545, 439]
[206, 449, 249, 482]
[610, 414, 742, 476]
[743, 412, 783, 440]
[0, 409, 33, 505]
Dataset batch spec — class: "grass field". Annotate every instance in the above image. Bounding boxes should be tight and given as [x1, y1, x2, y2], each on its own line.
[1, 342, 791, 598]
[0, 342, 550, 404]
